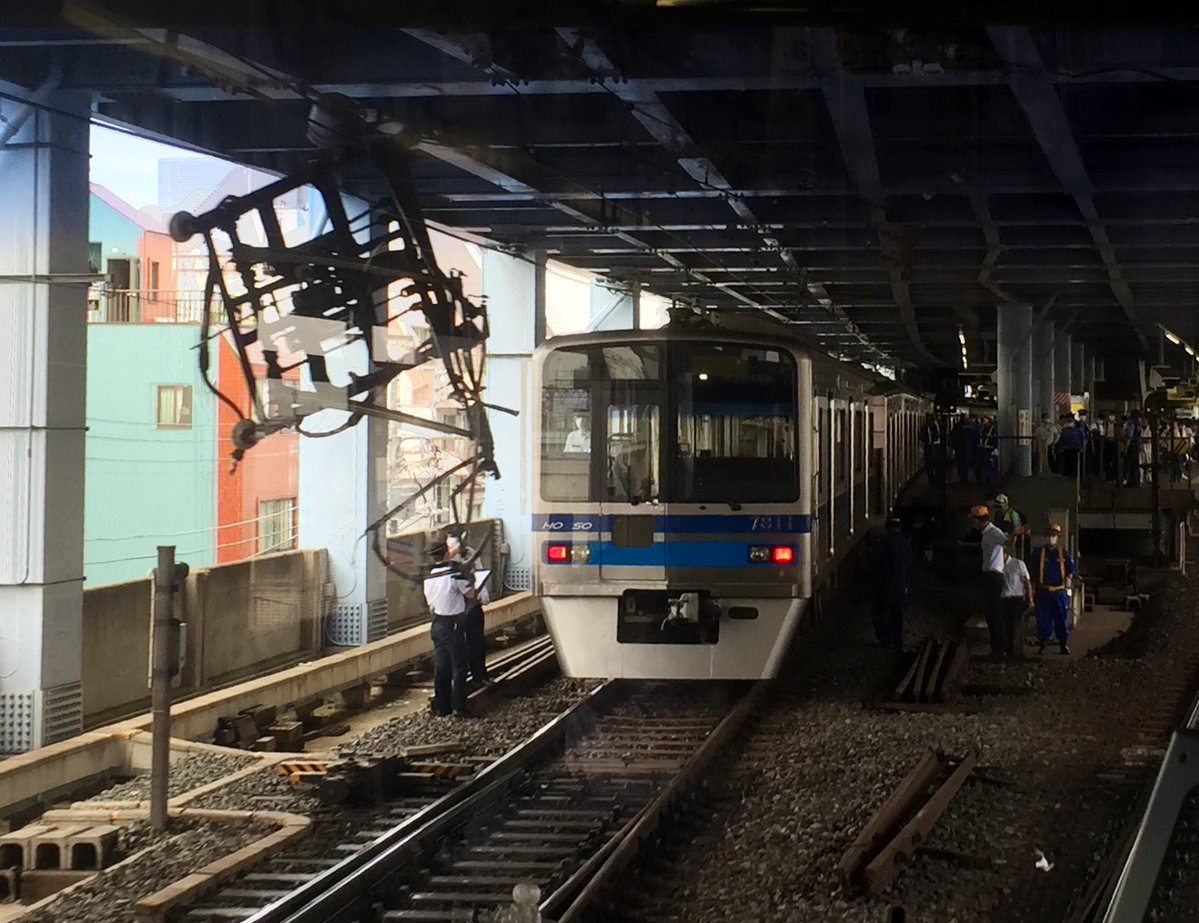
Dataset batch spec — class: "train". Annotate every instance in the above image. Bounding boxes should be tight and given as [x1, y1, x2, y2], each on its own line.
[530, 309, 931, 679]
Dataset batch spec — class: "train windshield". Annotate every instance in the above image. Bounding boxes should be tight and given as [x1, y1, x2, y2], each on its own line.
[540, 341, 794, 503]
[673, 344, 797, 502]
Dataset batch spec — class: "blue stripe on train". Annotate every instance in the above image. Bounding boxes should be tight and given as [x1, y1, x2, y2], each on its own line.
[541, 540, 801, 568]
[532, 513, 812, 534]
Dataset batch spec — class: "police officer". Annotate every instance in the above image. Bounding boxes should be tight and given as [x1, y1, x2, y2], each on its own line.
[976, 415, 1000, 490]
[873, 515, 913, 650]
[448, 535, 494, 688]
[423, 538, 475, 717]
[919, 412, 944, 487]
[1030, 523, 1077, 655]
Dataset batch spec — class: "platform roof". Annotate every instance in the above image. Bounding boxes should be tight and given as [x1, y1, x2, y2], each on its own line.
[3, 2, 1199, 372]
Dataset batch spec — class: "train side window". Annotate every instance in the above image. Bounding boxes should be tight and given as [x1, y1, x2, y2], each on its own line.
[835, 408, 847, 488]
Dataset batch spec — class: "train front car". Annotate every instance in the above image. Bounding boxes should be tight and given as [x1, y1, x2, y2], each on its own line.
[532, 323, 813, 680]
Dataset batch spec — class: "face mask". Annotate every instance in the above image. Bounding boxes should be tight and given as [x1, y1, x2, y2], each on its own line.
[1048, 536, 1059, 547]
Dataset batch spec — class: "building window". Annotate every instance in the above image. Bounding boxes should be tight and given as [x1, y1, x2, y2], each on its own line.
[156, 385, 192, 428]
[149, 261, 160, 298]
[88, 242, 102, 275]
[258, 498, 297, 554]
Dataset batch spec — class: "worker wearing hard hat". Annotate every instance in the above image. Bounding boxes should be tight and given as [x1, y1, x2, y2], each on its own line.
[1031, 524, 1077, 655]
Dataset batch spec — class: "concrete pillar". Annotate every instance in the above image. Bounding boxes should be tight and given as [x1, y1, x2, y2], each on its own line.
[588, 281, 638, 332]
[480, 248, 544, 592]
[1055, 330, 1073, 414]
[299, 414, 389, 645]
[1071, 340, 1085, 395]
[1032, 320, 1055, 422]
[0, 86, 89, 749]
[997, 303, 1033, 478]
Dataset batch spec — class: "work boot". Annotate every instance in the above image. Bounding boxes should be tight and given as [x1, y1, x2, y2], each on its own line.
[1059, 643, 1070, 655]
[1037, 641, 1046, 655]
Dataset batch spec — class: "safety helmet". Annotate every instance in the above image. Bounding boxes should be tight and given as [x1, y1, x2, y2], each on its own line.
[970, 505, 990, 519]
[994, 493, 1008, 505]
[1046, 523, 1063, 534]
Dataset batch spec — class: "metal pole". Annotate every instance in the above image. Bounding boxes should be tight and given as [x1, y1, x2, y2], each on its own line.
[1150, 414, 1164, 567]
[151, 545, 175, 830]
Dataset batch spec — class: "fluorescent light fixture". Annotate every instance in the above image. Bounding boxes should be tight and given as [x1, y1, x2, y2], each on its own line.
[1166, 330, 1181, 345]
[1187, 346, 1196, 358]
[698, 372, 709, 381]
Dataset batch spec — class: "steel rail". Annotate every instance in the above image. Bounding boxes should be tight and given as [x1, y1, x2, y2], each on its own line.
[543, 680, 768, 923]
[241, 680, 620, 923]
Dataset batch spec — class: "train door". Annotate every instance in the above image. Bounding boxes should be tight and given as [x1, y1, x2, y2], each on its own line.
[596, 345, 666, 586]
[813, 395, 828, 576]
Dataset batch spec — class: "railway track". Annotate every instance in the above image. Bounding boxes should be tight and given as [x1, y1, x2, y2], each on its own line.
[179, 680, 763, 923]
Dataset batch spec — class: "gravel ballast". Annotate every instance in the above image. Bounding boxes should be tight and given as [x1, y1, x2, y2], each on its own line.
[592, 567, 1194, 923]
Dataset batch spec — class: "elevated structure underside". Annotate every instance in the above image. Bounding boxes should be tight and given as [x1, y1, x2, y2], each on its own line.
[4, 5, 1199, 371]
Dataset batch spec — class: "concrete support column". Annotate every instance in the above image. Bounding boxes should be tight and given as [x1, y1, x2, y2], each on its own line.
[588, 281, 638, 332]
[997, 303, 1033, 478]
[1032, 320, 1056, 422]
[1071, 340, 1086, 395]
[0, 86, 89, 749]
[481, 248, 545, 592]
[1055, 330, 1073, 413]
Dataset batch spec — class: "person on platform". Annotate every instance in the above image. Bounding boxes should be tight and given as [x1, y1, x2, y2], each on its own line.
[976, 415, 1000, 490]
[919, 412, 944, 487]
[1057, 417, 1086, 478]
[448, 535, 494, 689]
[873, 515, 914, 650]
[970, 505, 1009, 657]
[1122, 412, 1144, 487]
[950, 415, 979, 485]
[1034, 413, 1059, 475]
[1030, 523, 1077, 655]
[991, 493, 1023, 536]
[423, 538, 476, 717]
[999, 546, 1033, 658]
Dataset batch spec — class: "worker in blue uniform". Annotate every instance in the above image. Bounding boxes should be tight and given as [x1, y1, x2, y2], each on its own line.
[919, 413, 944, 487]
[873, 515, 913, 650]
[975, 415, 1000, 490]
[1030, 523, 1077, 654]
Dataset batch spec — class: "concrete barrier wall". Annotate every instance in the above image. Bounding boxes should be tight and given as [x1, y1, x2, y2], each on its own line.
[82, 549, 328, 726]
[81, 579, 153, 724]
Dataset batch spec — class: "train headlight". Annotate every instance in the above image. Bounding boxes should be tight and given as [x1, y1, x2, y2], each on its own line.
[546, 543, 570, 563]
[570, 545, 591, 563]
[748, 545, 771, 563]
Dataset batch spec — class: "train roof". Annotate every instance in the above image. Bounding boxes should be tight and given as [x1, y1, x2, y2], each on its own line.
[536, 308, 925, 398]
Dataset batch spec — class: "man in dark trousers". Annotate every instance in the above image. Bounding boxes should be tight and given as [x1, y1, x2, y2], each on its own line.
[919, 412, 944, 487]
[423, 538, 475, 717]
[449, 535, 494, 688]
[874, 515, 914, 650]
[1030, 523, 1077, 654]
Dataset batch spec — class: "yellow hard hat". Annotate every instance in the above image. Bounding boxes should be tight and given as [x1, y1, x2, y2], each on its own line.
[1047, 523, 1063, 534]
[970, 505, 990, 519]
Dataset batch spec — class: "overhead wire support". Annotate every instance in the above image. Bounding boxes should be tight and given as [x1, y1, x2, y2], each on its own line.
[168, 96, 511, 581]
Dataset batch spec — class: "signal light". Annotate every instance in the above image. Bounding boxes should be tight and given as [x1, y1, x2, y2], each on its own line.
[748, 545, 796, 564]
[546, 543, 570, 563]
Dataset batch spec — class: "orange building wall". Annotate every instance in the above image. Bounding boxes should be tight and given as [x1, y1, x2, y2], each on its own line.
[215, 336, 300, 563]
[138, 231, 179, 322]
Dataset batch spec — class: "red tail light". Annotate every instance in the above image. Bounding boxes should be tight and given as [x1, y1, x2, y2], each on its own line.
[546, 543, 570, 563]
[771, 545, 795, 564]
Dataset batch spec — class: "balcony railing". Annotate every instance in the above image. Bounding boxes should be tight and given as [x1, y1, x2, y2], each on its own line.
[87, 288, 206, 324]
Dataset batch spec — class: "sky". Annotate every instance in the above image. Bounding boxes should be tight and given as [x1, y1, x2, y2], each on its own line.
[88, 123, 224, 208]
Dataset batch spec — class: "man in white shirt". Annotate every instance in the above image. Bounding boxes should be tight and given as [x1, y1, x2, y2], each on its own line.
[563, 412, 591, 453]
[448, 535, 494, 688]
[971, 505, 1009, 656]
[1034, 414, 1059, 474]
[999, 547, 1033, 658]
[423, 538, 475, 717]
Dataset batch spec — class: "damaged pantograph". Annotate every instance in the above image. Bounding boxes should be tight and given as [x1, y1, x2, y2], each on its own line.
[169, 95, 508, 579]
